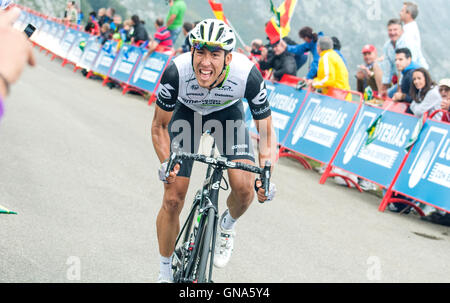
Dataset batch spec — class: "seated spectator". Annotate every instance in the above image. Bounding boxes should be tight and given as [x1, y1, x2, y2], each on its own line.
[143, 18, 173, 60]
[97, 8, 107, 26]
[99, 23, 112, 45]
[175, 21, 194, 55]
[258, 39, 297, 82]
[356, 44, 383, 95]
[85, 11, 100, 36]
[407, 68, 442, 120]
[439, 79, 450, 122]
[130, 15, 149, 46]
[310, 36, 351, 101]
[392, 48, 420, 103]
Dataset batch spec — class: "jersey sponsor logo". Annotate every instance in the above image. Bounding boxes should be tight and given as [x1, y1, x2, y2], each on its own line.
[215, 93, 234, 98]
[190, 84, 200, 90]
[251, 81, 268, 105]
[218, 85, 233, 91]
[252, 106, 271, 116]
[159, 83, 175, 100]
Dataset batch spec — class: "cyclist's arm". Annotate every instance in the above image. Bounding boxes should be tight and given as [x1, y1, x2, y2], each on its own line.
[245, 65, 278, 168]
[151, 62, 179, 163]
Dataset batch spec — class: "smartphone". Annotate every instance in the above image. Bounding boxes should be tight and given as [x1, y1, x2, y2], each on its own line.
[24, 23, 36, 38]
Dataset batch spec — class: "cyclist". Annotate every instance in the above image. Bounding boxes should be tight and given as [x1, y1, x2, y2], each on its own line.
[151, 19, 277, 283]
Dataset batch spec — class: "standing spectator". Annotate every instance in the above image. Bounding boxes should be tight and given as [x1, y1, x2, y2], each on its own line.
[258, 39, 297, 81]
[280, 26, 322, 79]
[175, 21, 194, 55]
[143, 18, 173, 60]
[408, 68, 442, 120]
[439, 79, 450, 122]
[130, 15, 149, 46]
[356, 44, 383, 95]
[399, 2, 428, 69]
[310, 36, 351, 100]
[392, 48, 420, 103]
[166, 0, 187, 45]
[64, 1, 77, 25]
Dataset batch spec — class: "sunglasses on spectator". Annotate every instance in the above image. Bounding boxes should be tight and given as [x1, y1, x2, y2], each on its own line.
[192, 40, 226, 52]
[439, 86, 450, 93]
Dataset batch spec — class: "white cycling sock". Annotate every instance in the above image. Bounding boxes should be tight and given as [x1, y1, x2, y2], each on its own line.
[159, 254, 173, 280]
[221, 210, 237, 231]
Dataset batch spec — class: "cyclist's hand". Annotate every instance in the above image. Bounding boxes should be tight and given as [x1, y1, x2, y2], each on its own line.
[158, 161, 180, 184]
[255, 179, 276, 203]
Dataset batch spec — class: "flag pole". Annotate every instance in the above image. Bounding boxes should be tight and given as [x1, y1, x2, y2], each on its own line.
[227, 19, 248, 49]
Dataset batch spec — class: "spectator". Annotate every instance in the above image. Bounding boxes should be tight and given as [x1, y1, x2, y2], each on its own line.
[380, 18, 427, 98]
[280, 26, 322, 78]
[97, 8, 107, 26]
[63, 1, 77, 25]
[407, 68, 442, 120]
[143, 18, 173, 60]
[175, 21, 194, 55]
[311, 36, 351, 101]
[99, 23, 112, 45]
[110, 15, 123, 32]
[439, 79, 450, 122]
[331, 36, 348, 67]
[166, 0, 186, 44]
[0, 7, 36, 120]
[130, 15, 149, 46]
[399, 1, 428, 69]
[120, 19, 133, 44]
[356, 44, 383, 96]
[85, 11, 100, 36]
[392, 48, 420, 103]
[258, 39, 297, 82]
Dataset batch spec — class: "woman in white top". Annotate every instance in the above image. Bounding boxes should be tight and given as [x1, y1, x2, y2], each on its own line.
[408, 67, 442, 120]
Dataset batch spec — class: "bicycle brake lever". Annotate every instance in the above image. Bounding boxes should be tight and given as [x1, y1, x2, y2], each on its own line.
[165, 152, 177, 179]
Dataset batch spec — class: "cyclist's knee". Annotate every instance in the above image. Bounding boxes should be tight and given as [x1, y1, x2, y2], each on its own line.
[162, 195, 184, 215]
[232, 184, 255, 205]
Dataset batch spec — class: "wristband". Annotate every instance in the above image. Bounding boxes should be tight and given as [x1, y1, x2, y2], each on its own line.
[0, 72, 10, 96]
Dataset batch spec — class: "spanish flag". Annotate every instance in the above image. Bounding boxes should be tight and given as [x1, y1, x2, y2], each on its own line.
[208, 0, 229, 24]
[266, 0, 298, 44]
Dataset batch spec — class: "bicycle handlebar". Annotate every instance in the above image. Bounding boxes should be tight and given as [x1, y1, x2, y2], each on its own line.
[165, 152, 272, 199]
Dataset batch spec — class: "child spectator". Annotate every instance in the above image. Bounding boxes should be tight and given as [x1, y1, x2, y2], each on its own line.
[99, 23, 112, 45]
[356, 44, 383, 96]
[85, 11, 100, 36]
[408, 68, 442, 120]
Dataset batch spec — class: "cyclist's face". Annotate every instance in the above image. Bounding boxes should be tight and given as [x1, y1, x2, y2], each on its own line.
[193, 48, 232, 88]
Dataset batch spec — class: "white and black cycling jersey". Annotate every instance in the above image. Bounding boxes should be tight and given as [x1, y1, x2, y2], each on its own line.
[156, 52, 272, 120]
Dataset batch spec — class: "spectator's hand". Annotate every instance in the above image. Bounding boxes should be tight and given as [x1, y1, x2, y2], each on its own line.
[442, 98, 450, 111]
[0, 8, 36, 97]
[356, 70, 366, 80]
[237, 47, 245, 54]
[392, 92, 403, 102]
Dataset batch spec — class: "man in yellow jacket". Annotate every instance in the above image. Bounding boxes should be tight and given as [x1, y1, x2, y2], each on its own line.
[311, 36, 351, 101]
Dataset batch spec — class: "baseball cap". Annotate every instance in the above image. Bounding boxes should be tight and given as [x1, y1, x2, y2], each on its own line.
[439, 79, 450, 88]
[0, 0, 14, 10]
[362, 44, 376, 54]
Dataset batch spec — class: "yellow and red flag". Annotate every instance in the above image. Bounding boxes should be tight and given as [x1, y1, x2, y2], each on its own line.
[266, 0, 298, 44]
[208, 0, 229, 24]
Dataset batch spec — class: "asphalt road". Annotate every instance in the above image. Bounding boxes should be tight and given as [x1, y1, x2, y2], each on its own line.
[0, 50, 449, 283]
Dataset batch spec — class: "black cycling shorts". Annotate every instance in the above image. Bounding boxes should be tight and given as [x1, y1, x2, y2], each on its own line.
[168, 101, 255, 178]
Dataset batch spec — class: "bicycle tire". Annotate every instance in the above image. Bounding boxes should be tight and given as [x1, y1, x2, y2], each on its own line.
[196, 208, 216, 283]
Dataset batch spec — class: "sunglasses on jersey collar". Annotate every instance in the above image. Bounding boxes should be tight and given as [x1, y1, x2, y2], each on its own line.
[192, 40, 226, 53]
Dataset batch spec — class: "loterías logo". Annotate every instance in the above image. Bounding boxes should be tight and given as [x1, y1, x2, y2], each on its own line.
[0, 0, 13, 10]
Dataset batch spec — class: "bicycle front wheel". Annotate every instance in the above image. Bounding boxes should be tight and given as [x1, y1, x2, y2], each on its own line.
[196, 207, 217, 283]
